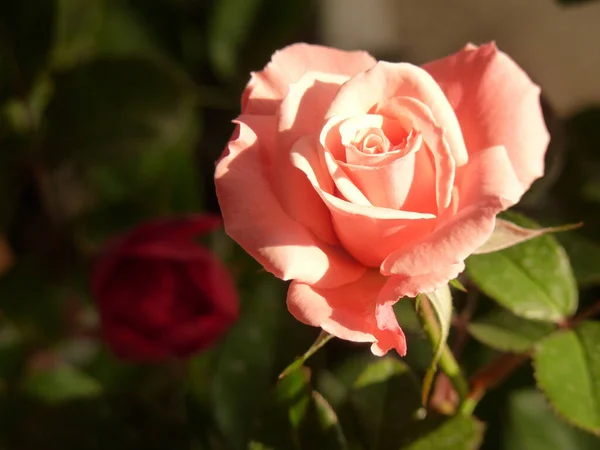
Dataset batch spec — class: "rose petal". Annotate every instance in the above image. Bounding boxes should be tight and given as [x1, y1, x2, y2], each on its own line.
[291, 137, 435, 267]
[381, 146, 522, 278]
[325, 61, 468, 166]
[371, 303, 408, 356]
[380, 96, 456, 210]
[243, 43, 376, 115]
[399, 146, 438, 215]
[278, 71, 349, 149]
[344, 140, 412, 167]
[215, 116, 366, 288]
[286, 270, 407, 356]
[163, 315, 231, 357]
[97, 261, 172, 332]
[422, 42, 549, 191]
[273, 72, 351, 243]
[321, 150, 372, 206]
[93, 215, 223, 286]
[321, 115, 437, 214]
[124, 215, 222, 245]
[379, 262, 466, 300]
[186, 255, 239, 320]
[338, 151, 417, 209]
[321, 114, 437, 214]
[337, 115, 409, 156]
[123, 242, 213, 261]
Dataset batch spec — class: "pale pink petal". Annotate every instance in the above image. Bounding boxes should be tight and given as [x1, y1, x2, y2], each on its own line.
[354, 127, 390, 154]
[457, 145, 523, 208]
[422, 42, 550, 191]
[215, 116, 365, 288]
[337, 115, 410, 156]
[243, 43, 376, 115]
[379, 263, 466, 300]
[381, 146, 521, 278]
[344, 137, 418, 167]
[322, 114, 437, 214]
[290, 137, 435, 267]
[400, 148, 438, 215]
[286, 270, 407, 356]
[319, 115, 431, 210]
[278, 71, 349, 149]
[371, 303, 407, 356]
[325, 61, 468, 166]
[320, 115, 416, 167]
[380, 96, 456, 211]
[271, 72, 346, 244]
[337, 151, 417, 209]
[322, 150, 372, 206]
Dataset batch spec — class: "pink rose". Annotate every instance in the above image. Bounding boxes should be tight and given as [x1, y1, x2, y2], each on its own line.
[215, 43, 549, 356]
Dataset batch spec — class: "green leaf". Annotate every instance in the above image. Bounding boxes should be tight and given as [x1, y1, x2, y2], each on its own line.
[252, 368, 348, 450]
[279, 332, 333, 379]
[449, 279, 467, 292]
[51, 0, 104, 69]
[533, 321, 600, 434]
[318, 355, 422, 450]
[23, 364, 102, 404]
[466, 213, 577, 322]
[504, 389, 600, 450]
[251, 368, 310, 449]
[1, 73, 52, 134]
[45, 57, 196, 167]
[400, 415, 484, 450]
[307, 391, 348, 450]
[208, 0, 264, 78]
[468, 308, 555, 353]
[474, 218, 581, 254]
[211, 276, 285, 450]
[420, 285, 453, 404]
[95, 0, 165, 57]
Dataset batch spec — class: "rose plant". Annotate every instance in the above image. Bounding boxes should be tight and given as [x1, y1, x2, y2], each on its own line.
[215, 42, 549, 356]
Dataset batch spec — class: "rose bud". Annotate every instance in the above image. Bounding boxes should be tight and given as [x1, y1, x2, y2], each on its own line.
[91, 215, 238, 362]
[215, 43, 549, 356]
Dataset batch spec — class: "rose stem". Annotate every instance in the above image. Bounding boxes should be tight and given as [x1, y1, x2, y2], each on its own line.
[418, 297, 470, 413]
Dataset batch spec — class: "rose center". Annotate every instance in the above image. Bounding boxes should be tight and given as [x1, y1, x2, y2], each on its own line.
[354, 127, 390, 154]
[353, 126, 417, 159]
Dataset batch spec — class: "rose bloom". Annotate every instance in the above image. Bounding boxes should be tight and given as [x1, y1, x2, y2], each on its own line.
[215, 43, 548, 356]
[91, 215, 238, 362]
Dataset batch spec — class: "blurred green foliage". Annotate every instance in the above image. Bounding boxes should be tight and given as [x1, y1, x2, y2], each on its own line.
[0, 0, 315, 448]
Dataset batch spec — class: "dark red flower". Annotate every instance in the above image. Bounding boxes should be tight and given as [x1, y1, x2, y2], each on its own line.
[91, 215, 238, 362]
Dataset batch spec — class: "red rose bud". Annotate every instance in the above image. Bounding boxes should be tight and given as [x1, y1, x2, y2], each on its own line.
[91, 215, 238, 362]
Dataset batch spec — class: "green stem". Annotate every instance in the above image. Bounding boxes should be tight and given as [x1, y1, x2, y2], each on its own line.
[437, 342, 470, 404]
[419, 298, 470, 413]
[459, 395, 479, 416]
